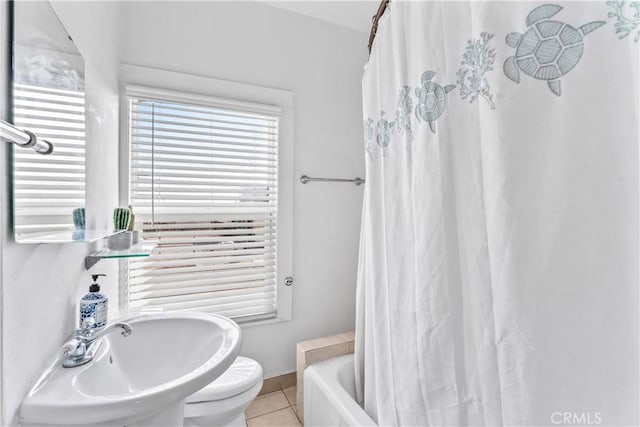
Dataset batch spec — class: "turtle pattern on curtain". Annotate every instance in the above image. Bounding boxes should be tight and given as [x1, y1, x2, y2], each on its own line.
[364, 2, 636, 154]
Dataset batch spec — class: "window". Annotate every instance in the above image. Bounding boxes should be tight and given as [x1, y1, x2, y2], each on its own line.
[12, 82, 85, 236]
[122, 83, 291, 323]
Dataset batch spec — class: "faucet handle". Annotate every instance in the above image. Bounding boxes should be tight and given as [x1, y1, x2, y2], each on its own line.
[81, 317, 95, 330]
[76, 317, 95, 338]
[61, 338, 86, 358]
[61, 342, 74, 357]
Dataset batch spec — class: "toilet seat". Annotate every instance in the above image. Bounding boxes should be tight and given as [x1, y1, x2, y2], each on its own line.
[186, 356, 263, 403]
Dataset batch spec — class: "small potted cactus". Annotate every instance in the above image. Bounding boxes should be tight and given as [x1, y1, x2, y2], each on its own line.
[72, 207, 85, 240]
[107, 207, 133, 250]
[73, 207, 85, 230]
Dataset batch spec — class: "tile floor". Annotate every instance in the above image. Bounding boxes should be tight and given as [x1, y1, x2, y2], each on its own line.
[245, 386, 301, 427]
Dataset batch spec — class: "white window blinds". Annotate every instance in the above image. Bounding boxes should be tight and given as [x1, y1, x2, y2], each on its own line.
[12, 83, 86, 236]
[126, 88, 281, 322]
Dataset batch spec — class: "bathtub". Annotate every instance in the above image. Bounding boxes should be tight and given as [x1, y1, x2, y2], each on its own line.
[304, 354, 377, 427]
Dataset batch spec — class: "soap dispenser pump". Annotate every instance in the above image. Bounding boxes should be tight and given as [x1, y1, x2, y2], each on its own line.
[79, 274, 108, 329]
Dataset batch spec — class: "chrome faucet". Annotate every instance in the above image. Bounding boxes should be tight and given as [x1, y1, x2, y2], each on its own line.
[61, 318, 133, 368]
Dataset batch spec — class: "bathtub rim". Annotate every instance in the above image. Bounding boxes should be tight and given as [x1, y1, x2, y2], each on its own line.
[304, 353, 377, 427]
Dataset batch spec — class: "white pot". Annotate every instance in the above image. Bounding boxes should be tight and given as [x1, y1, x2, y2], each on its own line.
[108, 231, 133, 251]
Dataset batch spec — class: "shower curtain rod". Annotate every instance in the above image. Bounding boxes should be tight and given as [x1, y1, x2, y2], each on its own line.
[300, 175, 365, 186]
[0, 120, 54, 155]
[368, 0, 390, 54]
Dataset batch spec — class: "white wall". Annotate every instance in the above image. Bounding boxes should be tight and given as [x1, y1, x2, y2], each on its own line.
[0, 1, 121, 424]
[120, 0, 367, 377]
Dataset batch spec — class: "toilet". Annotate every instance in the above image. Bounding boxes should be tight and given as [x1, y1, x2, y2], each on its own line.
[184, 357, 263, 427]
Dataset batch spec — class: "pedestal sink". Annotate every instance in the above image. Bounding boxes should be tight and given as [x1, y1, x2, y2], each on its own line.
[19, 312, 242, 426]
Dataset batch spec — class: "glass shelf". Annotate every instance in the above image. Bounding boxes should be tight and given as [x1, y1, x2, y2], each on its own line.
[85, 242, 155, 270]
[92, 243, 155, 259]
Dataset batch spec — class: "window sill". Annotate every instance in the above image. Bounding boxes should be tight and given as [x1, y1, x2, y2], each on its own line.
[113, 308, 290, 329]
[237, 315, 291, 329]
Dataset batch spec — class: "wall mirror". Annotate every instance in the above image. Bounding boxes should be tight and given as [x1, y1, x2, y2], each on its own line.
[11, 0, 88, 243]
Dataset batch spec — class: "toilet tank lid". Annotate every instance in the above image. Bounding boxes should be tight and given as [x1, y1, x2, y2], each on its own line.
[186, 356, 263, 403]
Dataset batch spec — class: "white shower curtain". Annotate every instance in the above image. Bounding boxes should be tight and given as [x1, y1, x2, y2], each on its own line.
[355, 1, 639, 426]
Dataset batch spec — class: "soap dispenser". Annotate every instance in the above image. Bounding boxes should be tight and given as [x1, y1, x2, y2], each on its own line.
[80, 274, 108, 329]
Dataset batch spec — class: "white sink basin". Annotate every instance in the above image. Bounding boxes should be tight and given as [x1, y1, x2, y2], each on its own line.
[19, 312, 242, 426]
